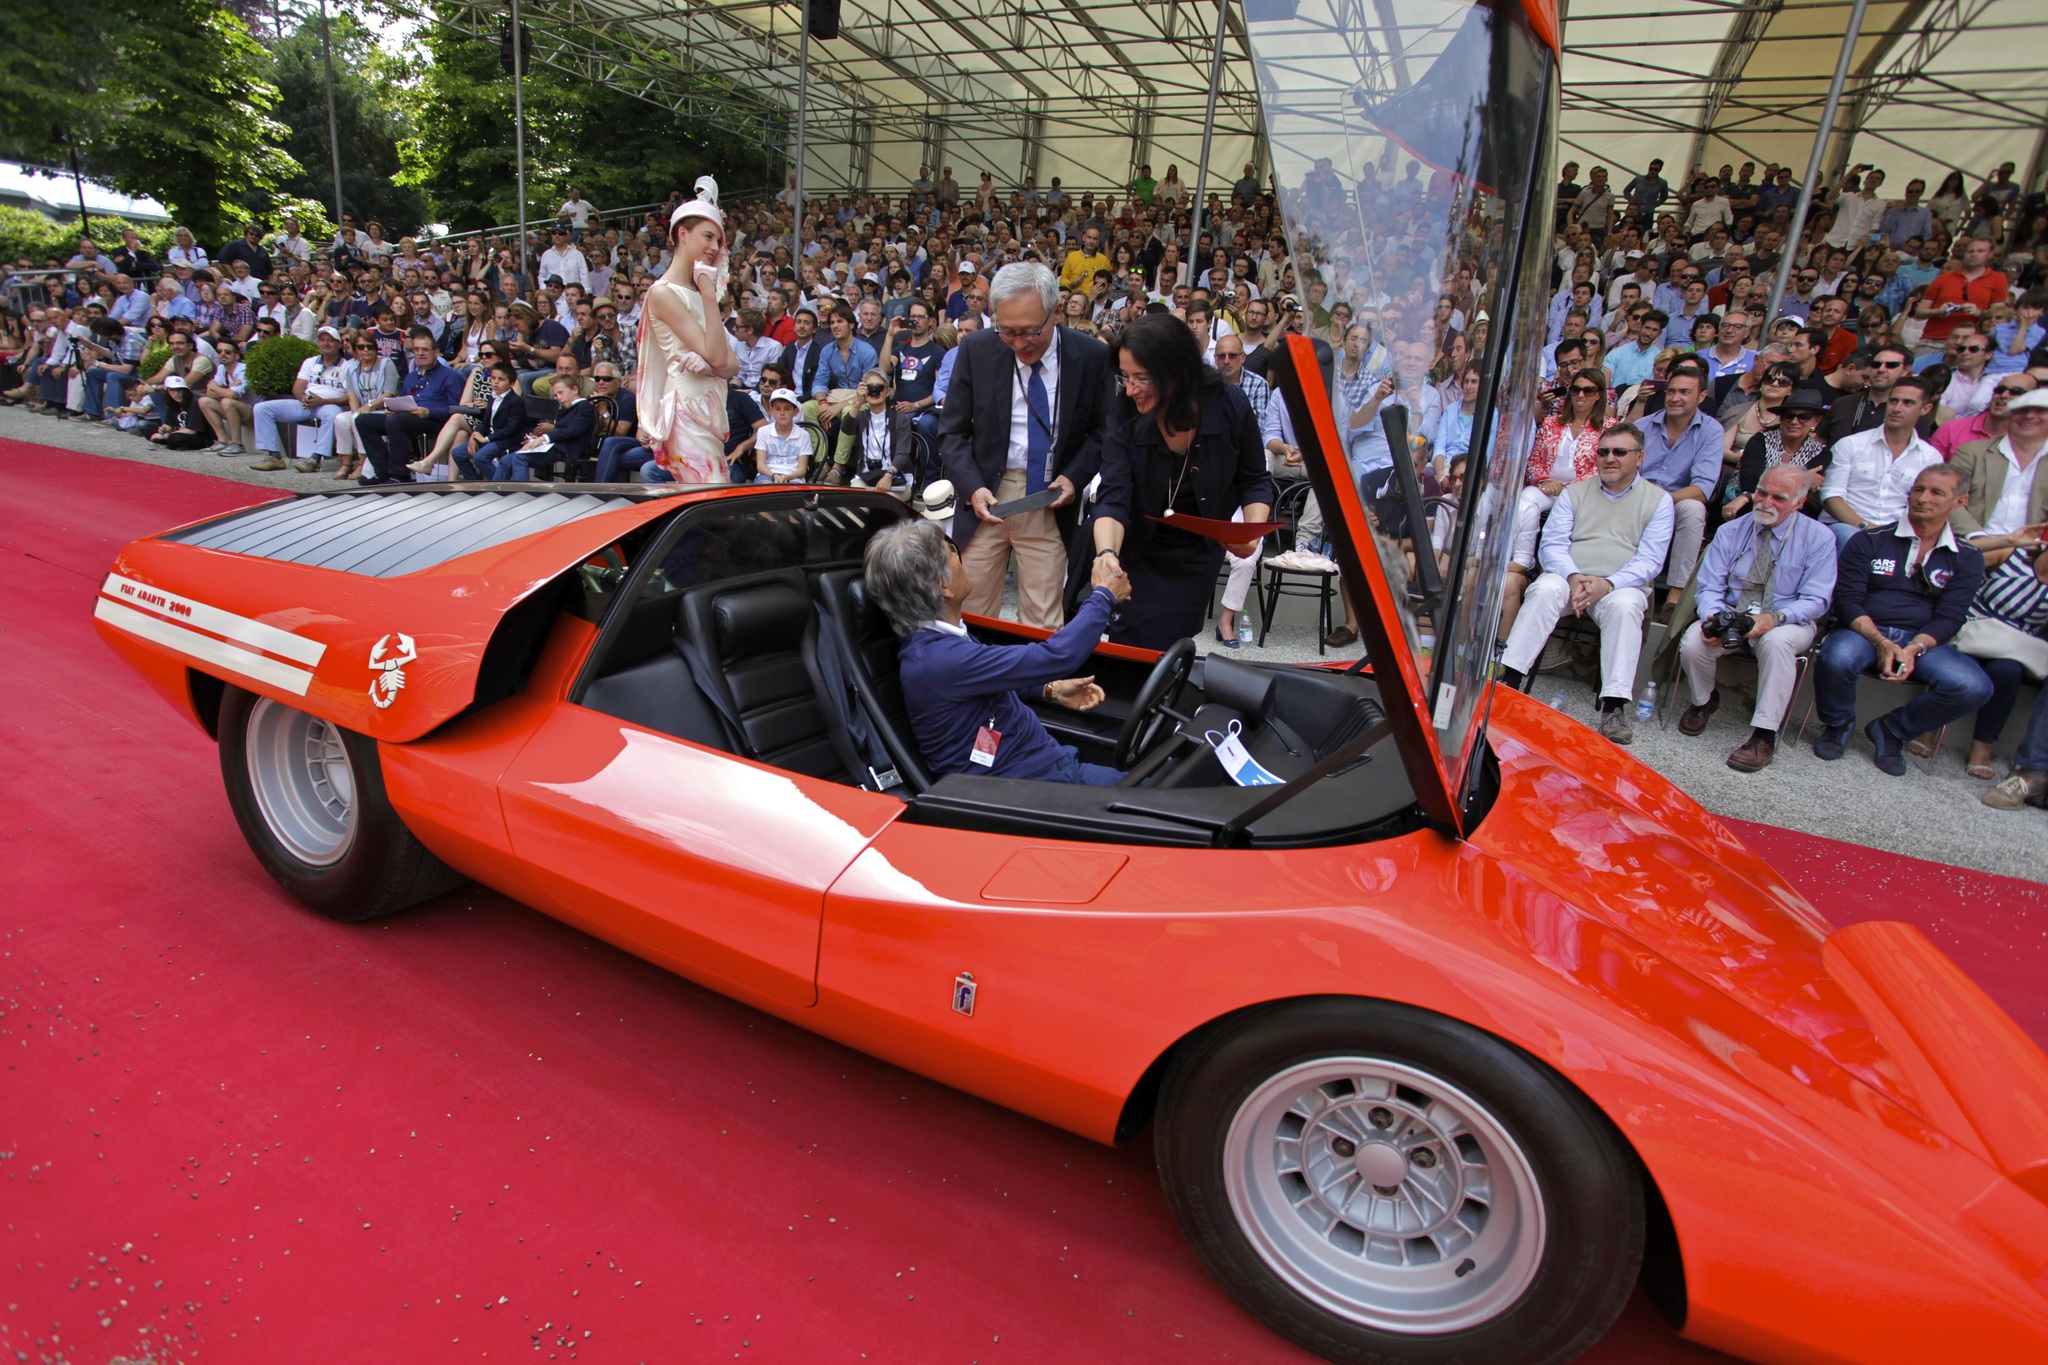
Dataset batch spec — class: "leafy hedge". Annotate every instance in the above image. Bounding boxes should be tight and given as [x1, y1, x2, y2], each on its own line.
[244, 336, 319, 398]
[0, 206, 176, 266]
[138, 340, 170, 382]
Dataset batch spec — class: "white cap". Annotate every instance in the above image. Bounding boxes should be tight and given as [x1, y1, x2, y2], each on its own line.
[2007, 389, 2048, 413]
[163, 375, 189, 391]
[317, 325, 341, 339]
[669, 174, 726, 232]
[767, 387, 801, 408]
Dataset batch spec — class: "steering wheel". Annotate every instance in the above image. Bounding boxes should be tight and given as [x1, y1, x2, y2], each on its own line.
[1111, 637, 1198, 769]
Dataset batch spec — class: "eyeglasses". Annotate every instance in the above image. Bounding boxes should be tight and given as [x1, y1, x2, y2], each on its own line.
[1781, 410, 1820, 421]
[593, 374, 619, 382]
[1568, 384, 1602, 395]
[995, 313, 1053, 342]
[1993, 384, 2034, 396]
[1594, 444, 1636, 456]
[1957, 345, 1988, 354]
[1763, 375, 1793, 386]
[1873, 359, 1906, 369]
[1119, 371, 1156, 391]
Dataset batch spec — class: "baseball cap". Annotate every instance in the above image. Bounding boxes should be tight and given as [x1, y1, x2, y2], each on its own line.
[767, 387, 801, 408]
[317, 325, 341, 339]
[163, 375, 189, 391]
[2007, 389, 2048, 413]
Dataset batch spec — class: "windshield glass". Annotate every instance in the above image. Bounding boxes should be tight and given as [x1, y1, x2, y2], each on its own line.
[1243, 0, 1558, 813]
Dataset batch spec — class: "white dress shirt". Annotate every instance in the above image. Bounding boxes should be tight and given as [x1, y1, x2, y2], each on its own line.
[1979, 437, 2043, 538]
[539, 245, 589, 289]
[1821, 426, 1944, 526]
[1005, 334, 1060, 474]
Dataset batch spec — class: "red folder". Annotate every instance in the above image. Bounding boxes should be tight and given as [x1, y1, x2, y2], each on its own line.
[1146, 511, 1287, 543]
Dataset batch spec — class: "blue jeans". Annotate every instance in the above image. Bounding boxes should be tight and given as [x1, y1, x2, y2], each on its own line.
[457, 439, 507, 480]
[489, 442, 533, 480]
[1814, 626, 1994, 737]
[1826, 520, 1863, 550]
[594, 436, 647, 482]
[81, 368, 131, 418]
[640, 460, 674, 483]
[1040, 745, 1124, 786]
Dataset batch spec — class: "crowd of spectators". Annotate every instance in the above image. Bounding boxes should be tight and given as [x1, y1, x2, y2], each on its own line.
[0, 149, 2043, 813]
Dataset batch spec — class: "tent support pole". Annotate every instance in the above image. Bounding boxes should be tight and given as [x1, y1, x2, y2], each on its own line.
[792, 0, 810, 266]
[1188, 0, 1231, 269]
[1766, 0, 1868, 324]
[511, 0, 530, 292]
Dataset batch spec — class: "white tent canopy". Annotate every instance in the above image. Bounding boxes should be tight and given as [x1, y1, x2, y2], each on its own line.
[415, 0, 2048, 197]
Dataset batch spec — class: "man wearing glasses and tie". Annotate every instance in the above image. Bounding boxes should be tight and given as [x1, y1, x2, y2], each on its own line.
[936, 262, 1113, 628]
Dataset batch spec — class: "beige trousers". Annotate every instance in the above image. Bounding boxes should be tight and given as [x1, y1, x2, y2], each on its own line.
[1679, 619, 1816, 729]
[961, 469, 1069, 628]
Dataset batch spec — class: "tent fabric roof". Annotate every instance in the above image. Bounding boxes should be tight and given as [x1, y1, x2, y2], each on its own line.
[424, 0, 2048, 194]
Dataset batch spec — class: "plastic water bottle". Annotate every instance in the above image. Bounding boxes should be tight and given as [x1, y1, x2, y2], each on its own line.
[1548, 691, 1568, 711]
[1238, 615, 1255, 648]
[1636, 681, 1657, 721]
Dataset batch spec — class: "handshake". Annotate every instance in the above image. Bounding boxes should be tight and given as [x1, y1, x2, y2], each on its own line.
[1090, 552, 1133, 602]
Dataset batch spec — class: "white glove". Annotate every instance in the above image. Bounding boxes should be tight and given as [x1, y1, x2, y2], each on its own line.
[677, 351, 714, 376]
[693, 261, 721, 292]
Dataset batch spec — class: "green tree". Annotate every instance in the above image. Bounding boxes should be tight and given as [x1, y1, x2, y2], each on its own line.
[405, 5, 785, 232]
[267, 13, 431, 235]
[0, 0, 299, 243]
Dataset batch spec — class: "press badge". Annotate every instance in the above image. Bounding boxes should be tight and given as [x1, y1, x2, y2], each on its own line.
[970, 725, 1001, 767]
[1206, 720, 1285, 787]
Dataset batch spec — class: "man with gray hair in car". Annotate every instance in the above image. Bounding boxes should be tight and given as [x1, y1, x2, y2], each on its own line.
[865, 515, 1131, 784]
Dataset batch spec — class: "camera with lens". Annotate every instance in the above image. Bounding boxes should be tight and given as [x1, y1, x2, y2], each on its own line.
[1704, 611, 1756, 650]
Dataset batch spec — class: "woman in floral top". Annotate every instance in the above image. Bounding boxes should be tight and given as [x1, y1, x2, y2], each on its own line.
[1511, 373, 1614, 568]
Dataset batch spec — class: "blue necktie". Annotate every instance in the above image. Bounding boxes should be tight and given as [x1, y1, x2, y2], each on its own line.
[1025, 360, 1052, 496]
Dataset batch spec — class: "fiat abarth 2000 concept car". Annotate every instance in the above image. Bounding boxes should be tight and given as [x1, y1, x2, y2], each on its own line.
[92, 1, 2048, 1362]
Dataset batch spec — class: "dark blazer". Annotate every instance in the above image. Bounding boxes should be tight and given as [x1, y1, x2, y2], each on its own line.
[546, 397, 600, 467]
[1094, 379, 1275, 566]
[936, 325, 1112, 548]
[480, 390, 529, 447]
[778, 337, 826, 398]
[838, 406, 916, 479]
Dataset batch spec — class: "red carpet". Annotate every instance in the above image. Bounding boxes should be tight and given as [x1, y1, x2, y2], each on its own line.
[3, 435, 2041, 1365]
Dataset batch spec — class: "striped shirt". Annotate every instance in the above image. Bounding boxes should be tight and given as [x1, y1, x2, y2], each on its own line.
[1969, 549, 2048, 635]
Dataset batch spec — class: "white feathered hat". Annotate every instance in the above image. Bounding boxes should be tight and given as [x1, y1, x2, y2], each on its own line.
[671, 175, 725, 231]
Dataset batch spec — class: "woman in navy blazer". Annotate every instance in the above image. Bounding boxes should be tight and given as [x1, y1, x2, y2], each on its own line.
[1091, 313, 1274, 649]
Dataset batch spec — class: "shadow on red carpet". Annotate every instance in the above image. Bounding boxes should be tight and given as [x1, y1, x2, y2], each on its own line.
[4, 436, 2040, 1364]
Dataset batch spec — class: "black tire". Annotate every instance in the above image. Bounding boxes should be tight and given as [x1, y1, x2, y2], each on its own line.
[218, 686, 464, 921]
[1156, 997, 1643, 1365]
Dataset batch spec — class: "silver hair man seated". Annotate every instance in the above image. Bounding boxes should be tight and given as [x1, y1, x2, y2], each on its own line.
[1676, 462, 1840, 772]
[863, 516, 1131, 784]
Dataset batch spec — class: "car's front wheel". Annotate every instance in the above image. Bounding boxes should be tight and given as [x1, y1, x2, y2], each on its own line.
[1156, 998, 1643, 1365]
[219, 686, 463, 921]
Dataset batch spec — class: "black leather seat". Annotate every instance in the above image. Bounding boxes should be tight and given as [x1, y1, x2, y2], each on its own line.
[675, 570, 863, 783]
[811, 568, 933, 791]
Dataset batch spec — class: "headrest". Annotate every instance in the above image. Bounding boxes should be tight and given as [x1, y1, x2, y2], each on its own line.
[1201, 656, 1277, 721]
[710, 581, 809, 658]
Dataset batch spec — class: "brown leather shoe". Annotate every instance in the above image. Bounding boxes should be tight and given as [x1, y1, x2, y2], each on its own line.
[1678, 688, 1719, 736]
[1727, 736, 1775, 772]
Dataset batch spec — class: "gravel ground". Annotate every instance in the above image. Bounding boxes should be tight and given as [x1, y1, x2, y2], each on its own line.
[10, 401, 2041, 882]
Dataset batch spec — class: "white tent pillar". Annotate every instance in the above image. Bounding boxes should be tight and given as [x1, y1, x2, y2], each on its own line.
[510, 0, 529, 290]
[1765, 0, 1869, 325]
[792, 0, 810, 264]
[1188, 0, 1231, 266]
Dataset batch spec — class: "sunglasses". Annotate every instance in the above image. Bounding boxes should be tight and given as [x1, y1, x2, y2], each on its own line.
[1957, 345, 1988, 354]
[1994, 384, 2034, 396]
[1763, 375, 1793, 385]
[1569, 384, 1602, 395]
[1594, 444, 1636, 456]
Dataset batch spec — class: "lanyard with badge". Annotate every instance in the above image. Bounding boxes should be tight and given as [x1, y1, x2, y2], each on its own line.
[969, 706, 1002, 768]
[1204, 719, 1285, 786]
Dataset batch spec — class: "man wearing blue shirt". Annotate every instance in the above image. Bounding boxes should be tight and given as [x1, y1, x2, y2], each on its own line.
[1676, 464, 1839, 771]
[868, 517, 1133, 784]
[1605, 310, 1663, 389]
[357, 327, 467, 485]
[1634, 362, 1725, 615]
[812, 303, 879, 397]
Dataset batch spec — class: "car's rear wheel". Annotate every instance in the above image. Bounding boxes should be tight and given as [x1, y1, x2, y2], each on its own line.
[1156, 998, 1642, 1365]
[219, 686, 463, 921]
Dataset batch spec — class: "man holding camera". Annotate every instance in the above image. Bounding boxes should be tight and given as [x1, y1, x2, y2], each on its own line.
[1812, 464, 1991, 775]
[1678, 464, 1839, 771]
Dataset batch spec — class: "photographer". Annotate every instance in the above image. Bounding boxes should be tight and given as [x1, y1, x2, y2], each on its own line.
[1676, 464, 1839, 772]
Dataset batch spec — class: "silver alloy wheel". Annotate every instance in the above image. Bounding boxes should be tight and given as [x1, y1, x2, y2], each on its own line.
[1223, 1056, 1546, 1334]
[243, 697, 357, 867]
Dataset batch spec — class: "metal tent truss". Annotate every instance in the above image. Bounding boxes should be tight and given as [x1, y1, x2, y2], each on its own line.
[390, 0, 2046, 196]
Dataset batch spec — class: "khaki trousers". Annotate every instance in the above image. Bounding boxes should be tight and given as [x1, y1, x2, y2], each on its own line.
[961, 469, 1069, 628]
[1679, 619, 1816, 729]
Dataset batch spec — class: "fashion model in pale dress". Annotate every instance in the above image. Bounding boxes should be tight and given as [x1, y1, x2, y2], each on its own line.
[636, 176, 739, 481]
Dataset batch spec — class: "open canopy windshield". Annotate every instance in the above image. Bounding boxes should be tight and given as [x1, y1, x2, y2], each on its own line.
[1244, 0, 1560, 825]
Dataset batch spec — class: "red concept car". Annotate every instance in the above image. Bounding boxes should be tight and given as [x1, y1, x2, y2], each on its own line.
[92, 1, 2048, 1362]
